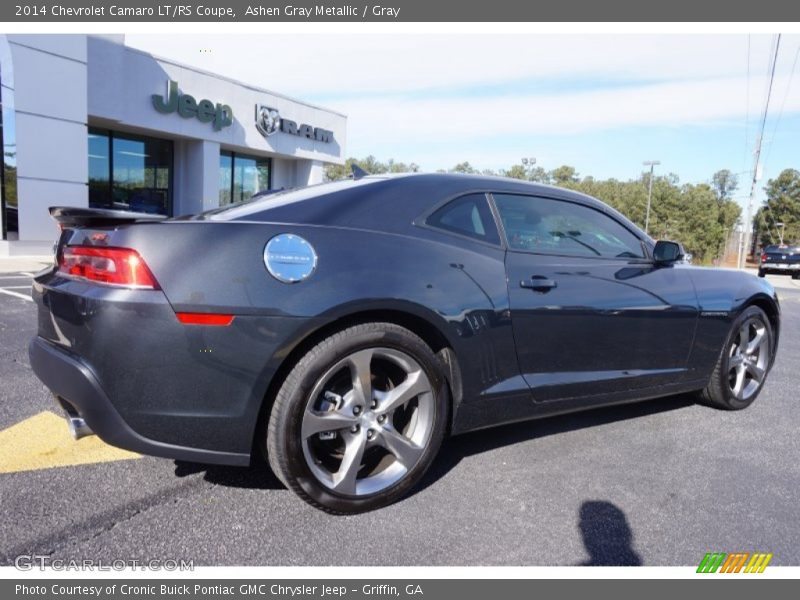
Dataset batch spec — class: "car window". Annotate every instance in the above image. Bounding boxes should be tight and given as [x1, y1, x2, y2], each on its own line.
[427, 193, 501, 245]
[493, 194, 645, 259]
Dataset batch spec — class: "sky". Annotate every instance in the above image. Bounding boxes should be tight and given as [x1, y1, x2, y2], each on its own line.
[125, 33, 800, 209]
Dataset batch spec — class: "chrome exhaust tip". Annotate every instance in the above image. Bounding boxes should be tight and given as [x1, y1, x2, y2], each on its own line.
[55, 396, 94, 440]
[66, 414, 93, 440]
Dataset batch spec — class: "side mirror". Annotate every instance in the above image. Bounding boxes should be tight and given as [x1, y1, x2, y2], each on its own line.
[653, 240, 685, 265]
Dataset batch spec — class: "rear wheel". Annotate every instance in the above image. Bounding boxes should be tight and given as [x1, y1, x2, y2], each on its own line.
[792, 272, 799, 280]
[266, 323, 448, 513]
[699, 306, 773, 410]
[758, 269, 766, 278]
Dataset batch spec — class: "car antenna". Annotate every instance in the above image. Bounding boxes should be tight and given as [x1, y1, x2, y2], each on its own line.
[351, 164, 370, 180]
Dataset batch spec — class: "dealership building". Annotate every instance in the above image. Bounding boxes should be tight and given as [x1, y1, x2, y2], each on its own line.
[0, 34, 347, 255]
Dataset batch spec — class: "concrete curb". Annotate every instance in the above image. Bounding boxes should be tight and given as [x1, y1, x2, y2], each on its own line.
[0, 256, 53, 274]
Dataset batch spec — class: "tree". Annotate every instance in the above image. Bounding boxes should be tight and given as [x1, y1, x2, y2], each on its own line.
[503, 164, 528, 180]
[755, 168, 800, 247]
[501, 161, 549, 183]
[711, 169, 739, 203]
[550, 165, 579, 186]
[449, 161, 480, 174]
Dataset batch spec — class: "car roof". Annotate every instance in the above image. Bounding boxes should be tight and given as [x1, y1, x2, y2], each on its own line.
[194, 172, 641, 238]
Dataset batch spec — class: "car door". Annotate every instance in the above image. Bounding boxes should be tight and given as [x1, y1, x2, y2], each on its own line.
[492, 192, 699, 403]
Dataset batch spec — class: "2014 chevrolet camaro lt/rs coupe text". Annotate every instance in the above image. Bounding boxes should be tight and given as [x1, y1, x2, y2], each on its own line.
[30, 174, 780, 512]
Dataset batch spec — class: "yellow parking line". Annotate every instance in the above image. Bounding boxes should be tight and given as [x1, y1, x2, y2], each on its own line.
[0, 411, 140, 474]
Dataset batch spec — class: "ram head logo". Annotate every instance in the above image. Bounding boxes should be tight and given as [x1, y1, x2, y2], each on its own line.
[255, 105, 281, 137]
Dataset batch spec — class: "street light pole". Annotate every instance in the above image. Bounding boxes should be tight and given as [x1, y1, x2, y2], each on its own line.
[643, 160, 660, 236]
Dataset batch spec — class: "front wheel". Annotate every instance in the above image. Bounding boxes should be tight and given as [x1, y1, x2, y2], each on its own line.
[699, 306, 774, 410]
[266, 323, 448, 513]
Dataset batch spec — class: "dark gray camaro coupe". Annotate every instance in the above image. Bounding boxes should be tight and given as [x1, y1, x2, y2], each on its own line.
[30, 173, 779, 512]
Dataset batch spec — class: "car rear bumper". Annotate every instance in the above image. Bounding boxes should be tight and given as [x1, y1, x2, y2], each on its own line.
[29, 269, 321, 467]
[29, 336, 251, 466]
[761, 263, 800, 271]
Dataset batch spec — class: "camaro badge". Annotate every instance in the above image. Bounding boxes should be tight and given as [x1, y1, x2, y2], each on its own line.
[264, 234, 318, 283]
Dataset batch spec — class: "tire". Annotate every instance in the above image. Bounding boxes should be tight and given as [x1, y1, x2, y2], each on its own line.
[758, 269, 766, 278]
[698, 305, 774, 410]
[792, 272, 799, 280]
[266, 322, 448, 513]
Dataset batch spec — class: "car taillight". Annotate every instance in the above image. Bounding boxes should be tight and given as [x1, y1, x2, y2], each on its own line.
[58, 246, 160, 289]
[761, 253, 767, 263]
[175, 312, 235, 326]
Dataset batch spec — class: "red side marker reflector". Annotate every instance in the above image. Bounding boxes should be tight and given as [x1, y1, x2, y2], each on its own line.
[176, 313, 235, 326]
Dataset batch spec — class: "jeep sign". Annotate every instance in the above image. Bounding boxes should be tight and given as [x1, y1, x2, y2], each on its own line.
[152, 80, 233, 131]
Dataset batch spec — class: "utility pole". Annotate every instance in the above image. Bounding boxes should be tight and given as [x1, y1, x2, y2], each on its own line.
[738, 159, 762, 269]
[643, 160, 660, 235]
[738, 34, 781, 269]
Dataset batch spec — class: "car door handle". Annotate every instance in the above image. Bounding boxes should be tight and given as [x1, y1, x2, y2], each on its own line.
[520, 276, 557, 292]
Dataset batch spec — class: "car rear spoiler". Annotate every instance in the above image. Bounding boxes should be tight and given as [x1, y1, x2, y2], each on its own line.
[49, 206, 168, 229]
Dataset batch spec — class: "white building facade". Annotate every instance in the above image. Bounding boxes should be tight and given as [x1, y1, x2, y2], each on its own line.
[0, 34, 346, 255]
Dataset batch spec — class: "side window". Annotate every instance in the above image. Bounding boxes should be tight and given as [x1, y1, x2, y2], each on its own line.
[427, 193, 501, 246]
[493, 194, 645, 259]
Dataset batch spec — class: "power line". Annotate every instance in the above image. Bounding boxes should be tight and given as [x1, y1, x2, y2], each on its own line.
[763, 44, 799, 171]
[738, 34, 781, 268]
[743, 34, 751, 175]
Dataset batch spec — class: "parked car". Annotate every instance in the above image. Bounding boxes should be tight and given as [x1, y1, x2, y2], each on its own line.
[30, 173, 780, 513]
[759, 244, 800, 279]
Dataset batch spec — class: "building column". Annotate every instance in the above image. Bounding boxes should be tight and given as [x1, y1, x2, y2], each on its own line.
[271, 157, 325, 190]
[174, 139, 220, 215]
[3, 34, 88, 253]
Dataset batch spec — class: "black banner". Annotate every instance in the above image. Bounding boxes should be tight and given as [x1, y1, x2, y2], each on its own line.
[3, 0, 800, 22]
[4, 579, 800, 600]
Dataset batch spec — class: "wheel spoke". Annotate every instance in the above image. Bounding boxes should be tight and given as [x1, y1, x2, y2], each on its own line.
[745, 362, 765, 382]
[738, 323, 750, 349]
[331, 431, 368, 495]
[729, 354, 744, 368]
[302, 410, 357, 439]
[348, 349, 374, 407]
[377, 427, 424, 469]
[746, 327, 766, 355]
[731, 364, 746, 398]
[374, 369, 429, 415]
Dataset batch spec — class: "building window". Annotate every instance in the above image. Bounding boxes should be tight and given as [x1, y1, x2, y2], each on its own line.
[88, 128, 173, 215]
[219, 151, 271, 206]
[1, 63, 18, 240]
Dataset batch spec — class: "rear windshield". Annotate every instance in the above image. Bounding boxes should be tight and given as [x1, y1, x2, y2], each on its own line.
[191, 178, 386, 221]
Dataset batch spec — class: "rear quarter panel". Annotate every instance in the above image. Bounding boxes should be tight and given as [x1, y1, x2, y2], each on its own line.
[103, 220, 519, 429]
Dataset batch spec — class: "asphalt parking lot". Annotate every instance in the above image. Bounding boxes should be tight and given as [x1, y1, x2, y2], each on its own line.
[1, 268, 799, 567]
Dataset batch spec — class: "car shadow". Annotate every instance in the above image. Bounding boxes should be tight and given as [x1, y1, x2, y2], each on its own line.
[173, 458, 284, 490]
[576, 500, 642, 566]
[414, 392, 696, 495]
[173, 393, 695, 497]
